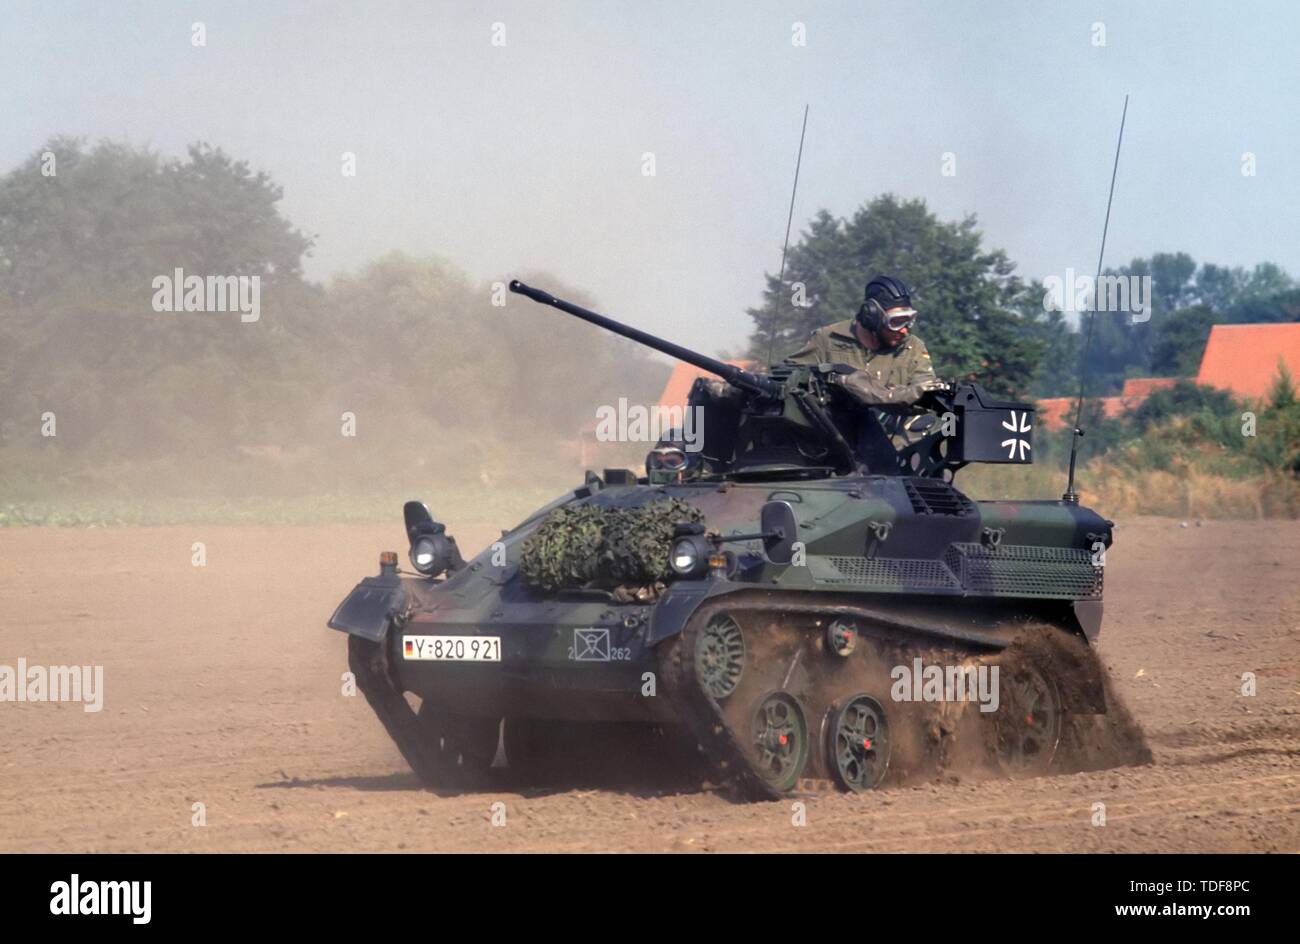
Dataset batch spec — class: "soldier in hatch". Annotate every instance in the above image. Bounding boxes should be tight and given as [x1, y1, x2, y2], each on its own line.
[696, 274, 949, 470]
[784, 275, 948, 406]
[645, 429, 702, 484]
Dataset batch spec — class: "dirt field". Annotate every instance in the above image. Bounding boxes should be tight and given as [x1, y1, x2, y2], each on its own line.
[1, 516, 1297, 852]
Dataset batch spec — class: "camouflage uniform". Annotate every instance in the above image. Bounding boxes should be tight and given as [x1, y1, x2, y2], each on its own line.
[785, 320, 938, 408]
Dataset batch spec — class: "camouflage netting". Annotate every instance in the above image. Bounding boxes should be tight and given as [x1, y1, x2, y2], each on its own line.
[520, 498, 705, 598]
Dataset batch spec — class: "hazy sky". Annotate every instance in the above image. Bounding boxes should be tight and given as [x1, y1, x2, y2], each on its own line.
[5, 0, 1298, 354]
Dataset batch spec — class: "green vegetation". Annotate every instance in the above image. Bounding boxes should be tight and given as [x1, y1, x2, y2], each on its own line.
[746, 195, 1050, 399]
[0, 138, 668, 511]
[744, 204, 1298, 401]
[960, 373, 1300, 517]
[1, 137, 1296, 523]
[1035, 253, 1299, 396]
[740, 194, 1299, 517]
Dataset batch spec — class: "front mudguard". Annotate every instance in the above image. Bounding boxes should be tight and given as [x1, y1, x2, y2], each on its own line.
[327, 572, 410, 642]
[646, 581, 731, 646]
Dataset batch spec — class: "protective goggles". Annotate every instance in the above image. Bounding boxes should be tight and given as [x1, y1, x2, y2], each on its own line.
[650, 447, 688, 471]
[881, 307, 917, 332]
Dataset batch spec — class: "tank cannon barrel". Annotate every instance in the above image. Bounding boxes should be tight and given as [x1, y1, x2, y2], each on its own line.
[508, 280, 779, 397]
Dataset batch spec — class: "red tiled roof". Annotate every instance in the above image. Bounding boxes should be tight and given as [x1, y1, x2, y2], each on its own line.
[1196, 323, 1300, 400]
[1100, 396, 1126, 419]
[1121, 377, 1177, 400]
[660, 324, 1299, 431]
[657, 360, 759, 411]
[1035, 391, 1145, 431]
[1035, 398, 1074, 431]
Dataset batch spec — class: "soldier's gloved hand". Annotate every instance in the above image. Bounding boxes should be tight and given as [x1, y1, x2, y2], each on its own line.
[821, 363, 857, 386]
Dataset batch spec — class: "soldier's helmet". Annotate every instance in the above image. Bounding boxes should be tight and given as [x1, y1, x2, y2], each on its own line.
[858, 275, 917, 340]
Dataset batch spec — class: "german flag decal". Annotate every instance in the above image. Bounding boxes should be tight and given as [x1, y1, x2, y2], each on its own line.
[404, 638, 414, 658]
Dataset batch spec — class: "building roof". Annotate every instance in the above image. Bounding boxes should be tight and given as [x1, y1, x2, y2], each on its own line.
[1035, 382, 1165, 431]
[653, 323, 1300, 432]
[1121, 377, 1177, 400]
[657, 359, 758, 411]
[1035, 398, 1074, 431]
[1039, 324, 1300, 428]
[1196, 323, 1300, 400]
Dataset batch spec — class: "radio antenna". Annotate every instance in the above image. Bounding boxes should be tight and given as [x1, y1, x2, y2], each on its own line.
[766, 104, 809, 366]
[1063, 94, 1129, 503]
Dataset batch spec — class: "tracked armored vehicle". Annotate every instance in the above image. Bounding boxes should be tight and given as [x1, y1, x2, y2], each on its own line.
[329, 281, 1116, 800]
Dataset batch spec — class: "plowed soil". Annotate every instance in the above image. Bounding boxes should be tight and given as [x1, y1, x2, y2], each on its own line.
[1, 516, 1296, 852]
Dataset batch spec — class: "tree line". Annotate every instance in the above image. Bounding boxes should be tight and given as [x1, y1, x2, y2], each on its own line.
[0, 138, 667, 497]
[746, 195, 1298, 398]
[2, 138, 1295, 498]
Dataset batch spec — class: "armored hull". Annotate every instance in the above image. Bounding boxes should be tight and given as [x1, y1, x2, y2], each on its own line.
[331, 474, 1115, 798]
[328, 281, 1135, 798]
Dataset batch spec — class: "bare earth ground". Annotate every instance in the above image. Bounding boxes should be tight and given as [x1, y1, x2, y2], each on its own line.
[1, 516, 1297, 853]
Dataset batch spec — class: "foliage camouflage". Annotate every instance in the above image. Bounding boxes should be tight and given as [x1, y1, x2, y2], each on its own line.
[519, 498, 705, 595]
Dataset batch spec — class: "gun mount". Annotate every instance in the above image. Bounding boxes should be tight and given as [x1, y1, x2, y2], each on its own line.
[508, 280, 1035, 481]
[508, 280, 778, 398]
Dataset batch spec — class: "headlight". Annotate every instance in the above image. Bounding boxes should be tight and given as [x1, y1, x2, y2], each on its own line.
[410, 536, 436, 573]
[670, 536, 709, 578]
[410, 535, 447, 575]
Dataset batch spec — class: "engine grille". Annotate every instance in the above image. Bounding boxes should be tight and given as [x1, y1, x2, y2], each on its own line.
[824, 556, 960, 590]
[903, 478, 976, 517]
[818, 544, 1103, 599]
[945, 543, 1104, 599]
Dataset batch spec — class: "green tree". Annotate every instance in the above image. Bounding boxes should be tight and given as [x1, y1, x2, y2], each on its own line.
[319, 254, 668, 446]
[1226, 286, 1300, 325]
[1268, 360, 1296, 410]
[0, 137, 670, 493]
[1239, 262, 1294, 301]
[1194, 263, 1246, 311]
[747, 195, 1047, 397]
[1024, 302, 1079, 398]
[1081, 253, 1195, 394]
[0, 138, 315, 454]
[1150, 304, 1215, 376]
[1079, 254, 1296, 394]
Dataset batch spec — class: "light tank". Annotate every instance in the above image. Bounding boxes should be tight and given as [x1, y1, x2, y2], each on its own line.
[329, 280, 1120, 799]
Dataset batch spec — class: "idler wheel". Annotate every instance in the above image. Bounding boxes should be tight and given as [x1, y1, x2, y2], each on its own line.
[827, 694, 890, 792]
[695, 613, 745, 700]
[749, 691, 810, 793]
[993, 664, 1063, 776]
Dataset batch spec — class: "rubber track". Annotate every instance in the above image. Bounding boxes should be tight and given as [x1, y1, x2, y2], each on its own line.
[659, 605, 785, 802]
[658, 603, 1075, 802]
[347, 633, 444, 786]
